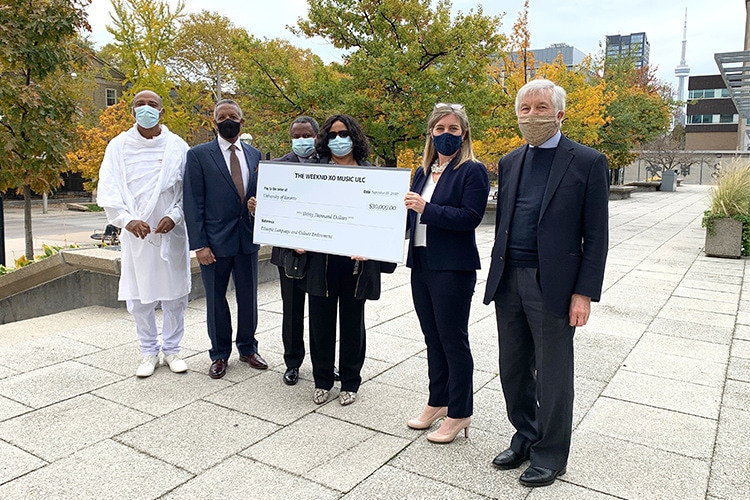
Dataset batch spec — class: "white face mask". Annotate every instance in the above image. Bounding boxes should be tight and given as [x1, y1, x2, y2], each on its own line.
[517, 115, 559, 146]
[134, 105, 161, 129]
[292, 137, 315, 158]
[328, 136, 353, 157]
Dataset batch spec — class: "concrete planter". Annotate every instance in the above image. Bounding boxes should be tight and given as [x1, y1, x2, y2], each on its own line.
[704, 217, 743, 258]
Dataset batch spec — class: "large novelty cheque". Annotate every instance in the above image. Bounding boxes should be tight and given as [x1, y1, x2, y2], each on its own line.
[253, 162, 410, 263]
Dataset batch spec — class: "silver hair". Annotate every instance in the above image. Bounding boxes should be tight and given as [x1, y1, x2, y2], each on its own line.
[213, 99, 243, 120]
[515, 79, 566, 115]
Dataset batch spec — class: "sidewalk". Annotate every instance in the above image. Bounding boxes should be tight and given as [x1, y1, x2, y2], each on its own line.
[2, 200, 108, 265]
[0, 184, 747, 499]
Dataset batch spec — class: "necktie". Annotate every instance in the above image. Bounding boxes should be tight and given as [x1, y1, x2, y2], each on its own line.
[229, 144, 244, 197]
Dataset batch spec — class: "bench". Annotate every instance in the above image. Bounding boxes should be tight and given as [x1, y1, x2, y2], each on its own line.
[625, 181, 661, 192]
[609, 185, 637, 200]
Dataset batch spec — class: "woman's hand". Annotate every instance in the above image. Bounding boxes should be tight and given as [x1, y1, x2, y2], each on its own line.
[404, 191, 426, 214]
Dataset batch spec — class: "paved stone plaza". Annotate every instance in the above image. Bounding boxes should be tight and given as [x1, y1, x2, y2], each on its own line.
[0, 184, 748, 499]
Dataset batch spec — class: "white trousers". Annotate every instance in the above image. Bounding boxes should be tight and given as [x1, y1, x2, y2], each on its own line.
[126, 295, 188, 356]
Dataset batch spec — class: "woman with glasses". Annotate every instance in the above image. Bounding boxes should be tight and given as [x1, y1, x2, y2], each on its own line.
[403, 103, 489, 442]
[304, 114, 396, 406]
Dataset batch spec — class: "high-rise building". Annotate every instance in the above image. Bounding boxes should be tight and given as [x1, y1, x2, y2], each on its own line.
[685, 74, 738, 150]
[527, 43, 586, 69]
[606, 32, 650, 69]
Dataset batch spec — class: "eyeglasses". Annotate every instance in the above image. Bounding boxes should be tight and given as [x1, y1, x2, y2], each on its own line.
[435, 103, 465, 110]
[326, 130, 351, 141]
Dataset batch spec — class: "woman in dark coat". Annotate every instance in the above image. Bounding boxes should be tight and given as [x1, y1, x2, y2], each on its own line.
[305, 114, 395, 406]
[403, 103, 489, 442]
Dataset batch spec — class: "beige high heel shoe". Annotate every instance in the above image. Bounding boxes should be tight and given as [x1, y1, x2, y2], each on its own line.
[426, 416, 471, 444]
[407, 405, 448, 430]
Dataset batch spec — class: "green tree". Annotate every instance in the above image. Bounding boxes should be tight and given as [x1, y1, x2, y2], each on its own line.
[475, 1, 609, 174]
[106, 0, 184, 91]
[170, 10, 245, 102]
[599, 56, 675, 183]
[234, 35, 340, 155]
[0, 0, 90, 260]
[294, 0, 504, 166]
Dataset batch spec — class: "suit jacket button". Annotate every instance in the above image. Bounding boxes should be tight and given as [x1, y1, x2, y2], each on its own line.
[505, 230, 509, 234]
[500, 256, 504, 261]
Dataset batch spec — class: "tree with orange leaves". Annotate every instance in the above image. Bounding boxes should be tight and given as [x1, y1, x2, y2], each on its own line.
[66, 100, 133, 191]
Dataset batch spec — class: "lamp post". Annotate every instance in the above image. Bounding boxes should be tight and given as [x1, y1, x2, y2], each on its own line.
[0, 110, 5, 265]
[0, 192, 5, 267]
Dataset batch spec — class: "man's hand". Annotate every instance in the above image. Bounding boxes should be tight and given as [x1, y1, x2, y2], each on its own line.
[247, 196, 257, 215]
[404, 191, 426, 214]
[153, 216, 175, 234]
[196, 247, 216, 266]
[125, 220, 151, 239]
[569, 293, 591, 327]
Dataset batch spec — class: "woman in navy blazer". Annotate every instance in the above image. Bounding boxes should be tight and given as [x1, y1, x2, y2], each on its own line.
[403, 103, 489, 443]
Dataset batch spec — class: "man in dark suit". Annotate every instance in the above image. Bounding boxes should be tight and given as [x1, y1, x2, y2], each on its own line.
[483, 79, 609, 487]
[184, 99, 268, 379]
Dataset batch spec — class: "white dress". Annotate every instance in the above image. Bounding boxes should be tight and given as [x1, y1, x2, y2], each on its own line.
[97, 125, 191, 303]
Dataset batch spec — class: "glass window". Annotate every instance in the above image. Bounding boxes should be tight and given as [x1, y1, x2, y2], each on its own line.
[689, 115, 701, 124]
[703, 89, 715, 98]
[721, 88, 730, 97]
[106, 88, 117, 106]
[631, 34, 643, 42]
[720, 114, 735, 123]
[690, 89, 703, 99]
[702, 114, 714, 123]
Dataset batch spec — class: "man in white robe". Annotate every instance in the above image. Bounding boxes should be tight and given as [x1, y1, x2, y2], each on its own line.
[97, 90, 191, 377]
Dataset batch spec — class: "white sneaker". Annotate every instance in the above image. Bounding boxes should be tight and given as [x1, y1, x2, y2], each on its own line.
[136, 355, 159, 377]
[162, 353, 188, 373]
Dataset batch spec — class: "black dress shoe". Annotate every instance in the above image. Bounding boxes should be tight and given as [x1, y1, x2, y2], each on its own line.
[333, 366, 340, 381]
[519, 465, 566, 487]
[283, 367, 299, 386]
[239, 352, 268, 370]
[492, 448, 529, 470]
[209, 359, 228, 379]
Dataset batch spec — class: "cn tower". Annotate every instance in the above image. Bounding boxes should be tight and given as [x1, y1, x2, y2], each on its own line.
[675, 9, 690, 126]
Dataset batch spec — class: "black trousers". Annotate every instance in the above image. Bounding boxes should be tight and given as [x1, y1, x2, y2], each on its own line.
[494, 266, 575, 471]
[308, 255, 365, 393]
[411, 247, 475, 418]
[201, 252, 258, 360]
[278, 267, 306, 369]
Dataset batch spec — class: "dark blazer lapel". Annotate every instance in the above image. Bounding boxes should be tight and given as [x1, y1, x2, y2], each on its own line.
[539, 136, 574, 220]
[210, 139, 238, 194]
[412, 167, 428, 194]
[240, 143, 256, 197]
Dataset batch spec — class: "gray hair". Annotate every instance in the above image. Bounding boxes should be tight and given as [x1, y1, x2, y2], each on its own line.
[515, 79, 566, 115]
[290, 116, 319, 135]
[213, 99, 243, 120]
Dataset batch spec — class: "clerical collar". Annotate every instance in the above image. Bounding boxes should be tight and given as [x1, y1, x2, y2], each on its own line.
[530, 130, 562, 149]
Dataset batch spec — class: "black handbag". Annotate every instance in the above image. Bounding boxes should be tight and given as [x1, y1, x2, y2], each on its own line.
[283, 250, 308, 279]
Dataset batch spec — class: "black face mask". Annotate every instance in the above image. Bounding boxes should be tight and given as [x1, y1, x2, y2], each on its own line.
[217, 119, 241, 140]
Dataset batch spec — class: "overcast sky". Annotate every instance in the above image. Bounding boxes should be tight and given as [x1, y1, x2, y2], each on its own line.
[84, 0, 748, 94]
